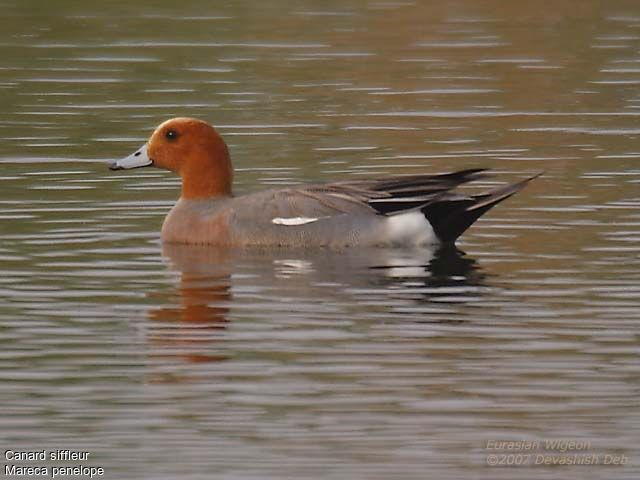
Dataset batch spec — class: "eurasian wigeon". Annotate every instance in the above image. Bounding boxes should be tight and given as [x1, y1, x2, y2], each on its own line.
[109, 117, 538, 247]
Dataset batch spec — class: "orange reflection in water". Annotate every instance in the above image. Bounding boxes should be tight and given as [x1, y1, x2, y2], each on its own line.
[147, 245, 235, 365]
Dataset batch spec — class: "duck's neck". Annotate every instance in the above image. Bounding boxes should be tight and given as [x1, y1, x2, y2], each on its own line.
[180, 159, 233, 200]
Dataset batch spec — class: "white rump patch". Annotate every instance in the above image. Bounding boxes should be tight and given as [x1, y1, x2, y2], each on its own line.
[385, 211, 436, 246]
[272, 216, 319, 226]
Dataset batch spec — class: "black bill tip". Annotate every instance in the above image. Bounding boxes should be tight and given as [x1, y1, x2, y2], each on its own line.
[108, 160, 123, 171]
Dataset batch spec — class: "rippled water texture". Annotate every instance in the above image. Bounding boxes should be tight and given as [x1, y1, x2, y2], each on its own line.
[1, 1, 639, 479]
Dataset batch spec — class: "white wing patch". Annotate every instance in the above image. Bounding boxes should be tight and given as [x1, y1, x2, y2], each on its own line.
[272, 216, 320, 226]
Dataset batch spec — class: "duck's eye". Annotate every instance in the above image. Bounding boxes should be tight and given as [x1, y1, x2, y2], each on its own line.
[165, 129, 178, 141]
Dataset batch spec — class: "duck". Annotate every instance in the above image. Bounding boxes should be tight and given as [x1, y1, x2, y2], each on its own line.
[109, 117, 538, 247]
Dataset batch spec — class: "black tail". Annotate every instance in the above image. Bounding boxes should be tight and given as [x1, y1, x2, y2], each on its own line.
[421, 173, 541, 244]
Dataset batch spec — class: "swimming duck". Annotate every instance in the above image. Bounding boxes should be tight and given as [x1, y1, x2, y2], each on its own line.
[109, 117, 537, 247]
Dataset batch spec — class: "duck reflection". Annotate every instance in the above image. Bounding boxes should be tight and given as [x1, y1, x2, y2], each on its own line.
[365, 244, 485, 309]
[147, 245, 234, 365]
[148, 243, 485, 364]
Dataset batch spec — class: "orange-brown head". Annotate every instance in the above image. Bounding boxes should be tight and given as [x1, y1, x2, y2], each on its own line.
[110, 117, 233, 199]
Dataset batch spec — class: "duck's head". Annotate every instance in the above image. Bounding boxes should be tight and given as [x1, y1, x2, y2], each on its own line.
[110, 117, 233, 199]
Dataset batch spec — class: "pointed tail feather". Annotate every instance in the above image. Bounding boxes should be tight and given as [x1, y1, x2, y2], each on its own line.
[421, 173, 541, 244]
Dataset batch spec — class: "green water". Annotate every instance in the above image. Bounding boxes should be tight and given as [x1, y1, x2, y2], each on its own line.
[1, 1, 639, 479]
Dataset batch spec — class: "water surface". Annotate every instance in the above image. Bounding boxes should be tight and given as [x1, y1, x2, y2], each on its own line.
[1, 1, 639, 479]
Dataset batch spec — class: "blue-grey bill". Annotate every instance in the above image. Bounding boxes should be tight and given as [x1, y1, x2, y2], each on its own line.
[109, 144, 152, 170]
